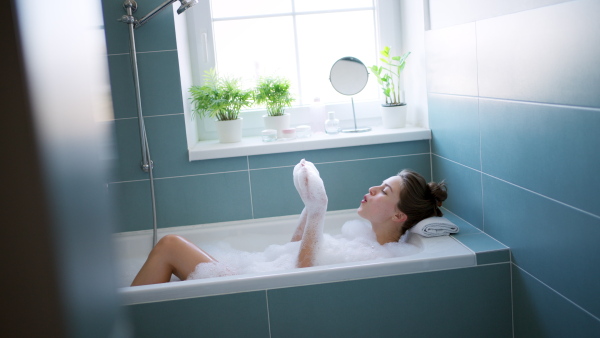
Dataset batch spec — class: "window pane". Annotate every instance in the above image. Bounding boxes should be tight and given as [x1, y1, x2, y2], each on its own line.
[294, 0, 373, 12]
[211, 0, 292, 19]
[295, 10, 378, 103]
[213, 17, 298, 89]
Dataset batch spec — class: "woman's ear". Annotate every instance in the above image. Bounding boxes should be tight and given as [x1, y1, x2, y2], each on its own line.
[392, 210, 407, 223]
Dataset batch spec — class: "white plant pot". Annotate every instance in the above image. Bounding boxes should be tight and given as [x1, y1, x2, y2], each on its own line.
[215, 118, 243, 143]
[381, 104, 407, 129]
[263, 114, 291, 138]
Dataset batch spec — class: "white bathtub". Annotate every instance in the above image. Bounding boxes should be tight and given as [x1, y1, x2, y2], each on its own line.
[116, 209, 476, 305]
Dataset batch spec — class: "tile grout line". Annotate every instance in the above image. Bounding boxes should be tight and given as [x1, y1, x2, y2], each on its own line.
[433, 154, 600, 221]
[513, 263, 600, 323]
[265, 290, 272, 338]
[107, 48, 178, 57]
[427, 92, 600, 112]
[510, 254, 515, 338]
[429, 138, 434, 182]
[247, 153, 432, 172]
[113, 112, 184, 121]
[247, 156, 255, 219]
[108, 169, 249, 184]
[110, 152, 431, 185]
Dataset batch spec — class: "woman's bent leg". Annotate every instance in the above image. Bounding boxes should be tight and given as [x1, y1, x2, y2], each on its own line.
[131, 234, 216, 286]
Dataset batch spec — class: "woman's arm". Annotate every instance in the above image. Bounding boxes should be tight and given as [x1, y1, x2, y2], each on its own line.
[292, 160, 328, 268]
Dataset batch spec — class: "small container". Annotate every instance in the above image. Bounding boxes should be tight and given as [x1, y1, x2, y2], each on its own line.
[309, 97, 327, 133]
[295, 125, 312, 138]
[324, 111, 340, 135]
[280, 128, 296, 140]
[261, 129, 277, 142]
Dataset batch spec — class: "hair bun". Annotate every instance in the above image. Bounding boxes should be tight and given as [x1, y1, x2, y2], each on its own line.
[428, 181, 447, 207]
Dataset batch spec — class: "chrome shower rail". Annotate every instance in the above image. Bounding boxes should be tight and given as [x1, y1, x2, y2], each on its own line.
[119, 0, 197, 246]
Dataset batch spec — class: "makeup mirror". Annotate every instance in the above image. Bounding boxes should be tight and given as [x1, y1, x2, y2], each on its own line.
[329, 57, 371, 133]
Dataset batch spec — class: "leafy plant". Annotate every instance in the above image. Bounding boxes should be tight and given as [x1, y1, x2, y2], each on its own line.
[370, 47, 411, 106]
[189, 69, 253, 121]
[254, 76, 294, 116]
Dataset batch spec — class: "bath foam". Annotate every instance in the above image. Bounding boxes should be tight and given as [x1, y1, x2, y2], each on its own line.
[188, 219, 420, 280]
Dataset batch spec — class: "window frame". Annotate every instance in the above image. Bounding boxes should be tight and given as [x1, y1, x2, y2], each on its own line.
[174, 0, 412, 155]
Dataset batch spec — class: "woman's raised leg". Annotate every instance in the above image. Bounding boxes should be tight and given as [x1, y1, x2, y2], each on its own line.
[130, 234, 216, 286]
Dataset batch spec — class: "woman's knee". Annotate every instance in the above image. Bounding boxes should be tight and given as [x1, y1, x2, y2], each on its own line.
[154, 234, 187, 254]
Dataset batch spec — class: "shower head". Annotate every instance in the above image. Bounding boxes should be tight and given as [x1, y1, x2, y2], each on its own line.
[177, 0, 198, 15]
[121, 0, 198, 29]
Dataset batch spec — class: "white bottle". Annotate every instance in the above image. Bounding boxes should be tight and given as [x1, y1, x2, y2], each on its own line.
[309, 97, 327, 133]
[324, 111, 340, 135]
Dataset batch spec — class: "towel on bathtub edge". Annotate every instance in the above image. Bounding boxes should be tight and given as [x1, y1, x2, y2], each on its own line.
[410, 217, 459, 237]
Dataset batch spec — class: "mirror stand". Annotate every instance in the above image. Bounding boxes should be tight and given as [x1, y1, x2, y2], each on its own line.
[329, 57, 372, 133]
[341, 97, 371, 133]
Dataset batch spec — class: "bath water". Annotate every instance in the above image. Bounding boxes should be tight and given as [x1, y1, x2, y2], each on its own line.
[188, 219, 420, 280]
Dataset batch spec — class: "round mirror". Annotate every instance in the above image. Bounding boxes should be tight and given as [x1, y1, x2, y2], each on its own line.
[329, 57, 369, 96]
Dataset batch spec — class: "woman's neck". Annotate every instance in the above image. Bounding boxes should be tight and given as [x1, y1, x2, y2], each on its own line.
[372, 221, 402, 245]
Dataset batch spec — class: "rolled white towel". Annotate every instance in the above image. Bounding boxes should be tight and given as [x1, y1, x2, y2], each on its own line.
[410, 217, 459, 237]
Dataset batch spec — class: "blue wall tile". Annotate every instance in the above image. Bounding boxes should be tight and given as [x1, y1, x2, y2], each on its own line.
[248, 140, 430, 169]
[109, 180, 153, 232]
[154, 171, 253, 227]
[429, 93, 480, 169]
[102, 0, 178, 55]
[250, 154, 431, 219]
[107, 54, 137, 120]
[113, 115, 248, 182]
[319, 154, 432, 212]
[425, 23, 478, 96]
[512, 265, 600, 337]
[127, 291, 270, 337]
[136, 51, 184, 116]
[483, 175, 600, 318]
[268, 264, 512, 338]
[477, 0, 600, 108]
[427, 0, 600, 333]
[441, 208, 482, 235]
[107, 51, 184, 119]
[453, 233, 510, 265]
[113, 117, 148, 183]
[432, 156, 483, 229]
[144, 114, 249, 178]
[480, 99, 600, 216]
[428, 0, 572, 29]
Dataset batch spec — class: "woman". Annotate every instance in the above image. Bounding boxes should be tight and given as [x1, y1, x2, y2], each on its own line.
[130, 159, 446, 286]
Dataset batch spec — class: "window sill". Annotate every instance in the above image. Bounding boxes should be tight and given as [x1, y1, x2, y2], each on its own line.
[188, 125, 431, 161]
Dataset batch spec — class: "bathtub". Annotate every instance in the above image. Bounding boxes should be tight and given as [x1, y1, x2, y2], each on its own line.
[116, 209, 476, 305]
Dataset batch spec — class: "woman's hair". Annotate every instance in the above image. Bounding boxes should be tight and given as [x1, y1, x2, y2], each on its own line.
[396, 169, 448, 235]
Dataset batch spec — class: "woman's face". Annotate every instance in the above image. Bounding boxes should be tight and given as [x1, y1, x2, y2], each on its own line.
[357, 176, 403, 224]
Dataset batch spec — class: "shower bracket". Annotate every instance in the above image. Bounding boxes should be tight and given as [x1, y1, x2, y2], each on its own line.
[141, 160, 154, 173]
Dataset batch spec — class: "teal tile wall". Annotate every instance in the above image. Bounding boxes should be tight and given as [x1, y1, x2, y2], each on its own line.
[101, 1, 433, 233]
[126, 291, 270, 337]
[427, 0, 600, 335]
[268, 264, 511, 338]
[102, 2, 514, 336]
[512, 265, 600, 337]
[125, 264, 512, 338]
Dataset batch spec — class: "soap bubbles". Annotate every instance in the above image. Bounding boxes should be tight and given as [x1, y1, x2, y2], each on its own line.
[188, 219, 420, 280]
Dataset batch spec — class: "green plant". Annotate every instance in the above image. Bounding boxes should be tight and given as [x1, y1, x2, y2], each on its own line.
[370, 47, 411, 106]
[189, 69, 253, 121]
[254, 76, 294, 116]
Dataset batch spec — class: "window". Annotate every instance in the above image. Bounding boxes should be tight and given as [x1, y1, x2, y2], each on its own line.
[177, 0, 406, 144]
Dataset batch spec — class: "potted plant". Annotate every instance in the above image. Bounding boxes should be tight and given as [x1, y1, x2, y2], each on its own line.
[189, 69, 253, 143]
[254, 76, 294, 138]
[370, 47, 411, 128]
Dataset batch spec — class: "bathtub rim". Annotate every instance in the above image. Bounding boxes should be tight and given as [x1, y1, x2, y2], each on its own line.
[116, 209, 476, 305]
